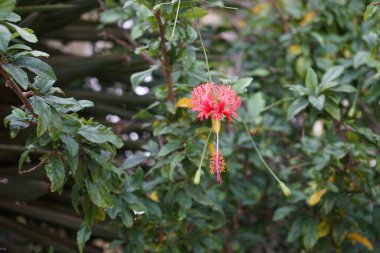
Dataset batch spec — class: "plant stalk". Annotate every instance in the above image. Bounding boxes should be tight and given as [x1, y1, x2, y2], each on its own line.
[0, 67, 37, 117]
[155, 10, 175, 103]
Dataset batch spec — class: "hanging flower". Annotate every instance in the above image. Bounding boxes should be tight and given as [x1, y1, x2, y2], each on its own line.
[191, 83, 241, 122]
[191, 83, 241, 184]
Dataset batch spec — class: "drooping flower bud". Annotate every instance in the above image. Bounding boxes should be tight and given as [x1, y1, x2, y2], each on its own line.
[279, 181, 292, 197]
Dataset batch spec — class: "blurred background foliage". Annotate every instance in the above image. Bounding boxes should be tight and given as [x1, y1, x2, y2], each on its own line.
[1, 0, 380, 252]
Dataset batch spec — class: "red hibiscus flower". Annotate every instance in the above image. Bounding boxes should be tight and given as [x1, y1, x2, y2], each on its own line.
[191, 83, 241, 122]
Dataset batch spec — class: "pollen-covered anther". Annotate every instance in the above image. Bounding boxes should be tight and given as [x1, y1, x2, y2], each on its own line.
[209, 152, 225, 184]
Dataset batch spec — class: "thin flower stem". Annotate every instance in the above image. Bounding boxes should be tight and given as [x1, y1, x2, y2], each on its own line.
[216, 119, 219, 155]
[243, 122, 281, 184]
[190, 2, 212, 83]
[197, 128, 213, 171]
[170, 0, 181, 40]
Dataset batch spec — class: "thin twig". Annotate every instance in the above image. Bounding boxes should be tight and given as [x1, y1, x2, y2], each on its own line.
[155, 10, 175, 103]
[19, 151, 57, 174]
[0, 67, 37, 117]
[102, 30, 156, 65]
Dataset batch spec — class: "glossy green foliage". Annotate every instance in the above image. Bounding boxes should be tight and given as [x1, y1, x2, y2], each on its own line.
[1, 0, 380, 252]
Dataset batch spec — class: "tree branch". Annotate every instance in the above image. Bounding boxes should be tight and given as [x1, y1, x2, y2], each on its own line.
[0, 67, 37, 117]
[19, 150, 58, 174]
[123, 32, 157, 65]
[101, 30, 156, 65]
[155, 11, 175, 103]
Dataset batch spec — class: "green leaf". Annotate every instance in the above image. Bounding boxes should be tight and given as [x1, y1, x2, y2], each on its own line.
[45, 155, 66, 192]
[32, 78, 55, 94]
[273, 206, 296, 221]
[0, 0, 16, 19]
[7, 43, 32, 51]
[324, 100, 341, 120]
[123, 0, 135, 9]
[185, 186, 212, 206]
[308, 94, 325, 111]
[0, 24, 11, 52]
[295, 56, 311, 78]
[352, 126, 380, 146]
[100, 9, 125, 24]
[332, 221, 347, 244]
[4, 107, 29, 134]
[242, 92, 265, 124]
[305, 68, 318, 92]
[131, 24, 143, 40]
[318, 81, 339, 93]
[5, 23, 37, 43]
[44, 95, 93, 113]
[122, 154, 148, 170]
[320, 66, 344, 87]
[186, 24, 197, 42]
[302, 218, 319, 250]
[179, 7, 208, 19]
[67, 152, 79, 175]
[121, 210, 133, 228]
[71, 184, 80, 213]
[18, 147, 31, 169]
[288, 84, 310, 96]
[364, 4, 378, 21]
[287, 97, 309, 120]
[169, 153, 185, 182]
[48, 109, 62, 141]
[78, 124, 123, 148]
[13, 50, 49, 59]
[157, 141, 182, 157]
[1, 63, 29, 89]
[232, 77, 253, 93]
[133, 109, 153, 119]
[353, 51, 370, 69]
[287, 218, 305, 243]
[13, 56, 56, 80]
[30, 96, 52, 137]
[130, 65, 158, 89]
[60, 134, 79, 156]
[77, 222, 91, 253]
[371, 41, 380, 59]
[176, 191, 192, 209]
[251, 68, 270, 76]
[86, 179, 113, 208]
[3, 12, 19, 22]
[143, 199, 162, 217]
[330, 85, 356, 93]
